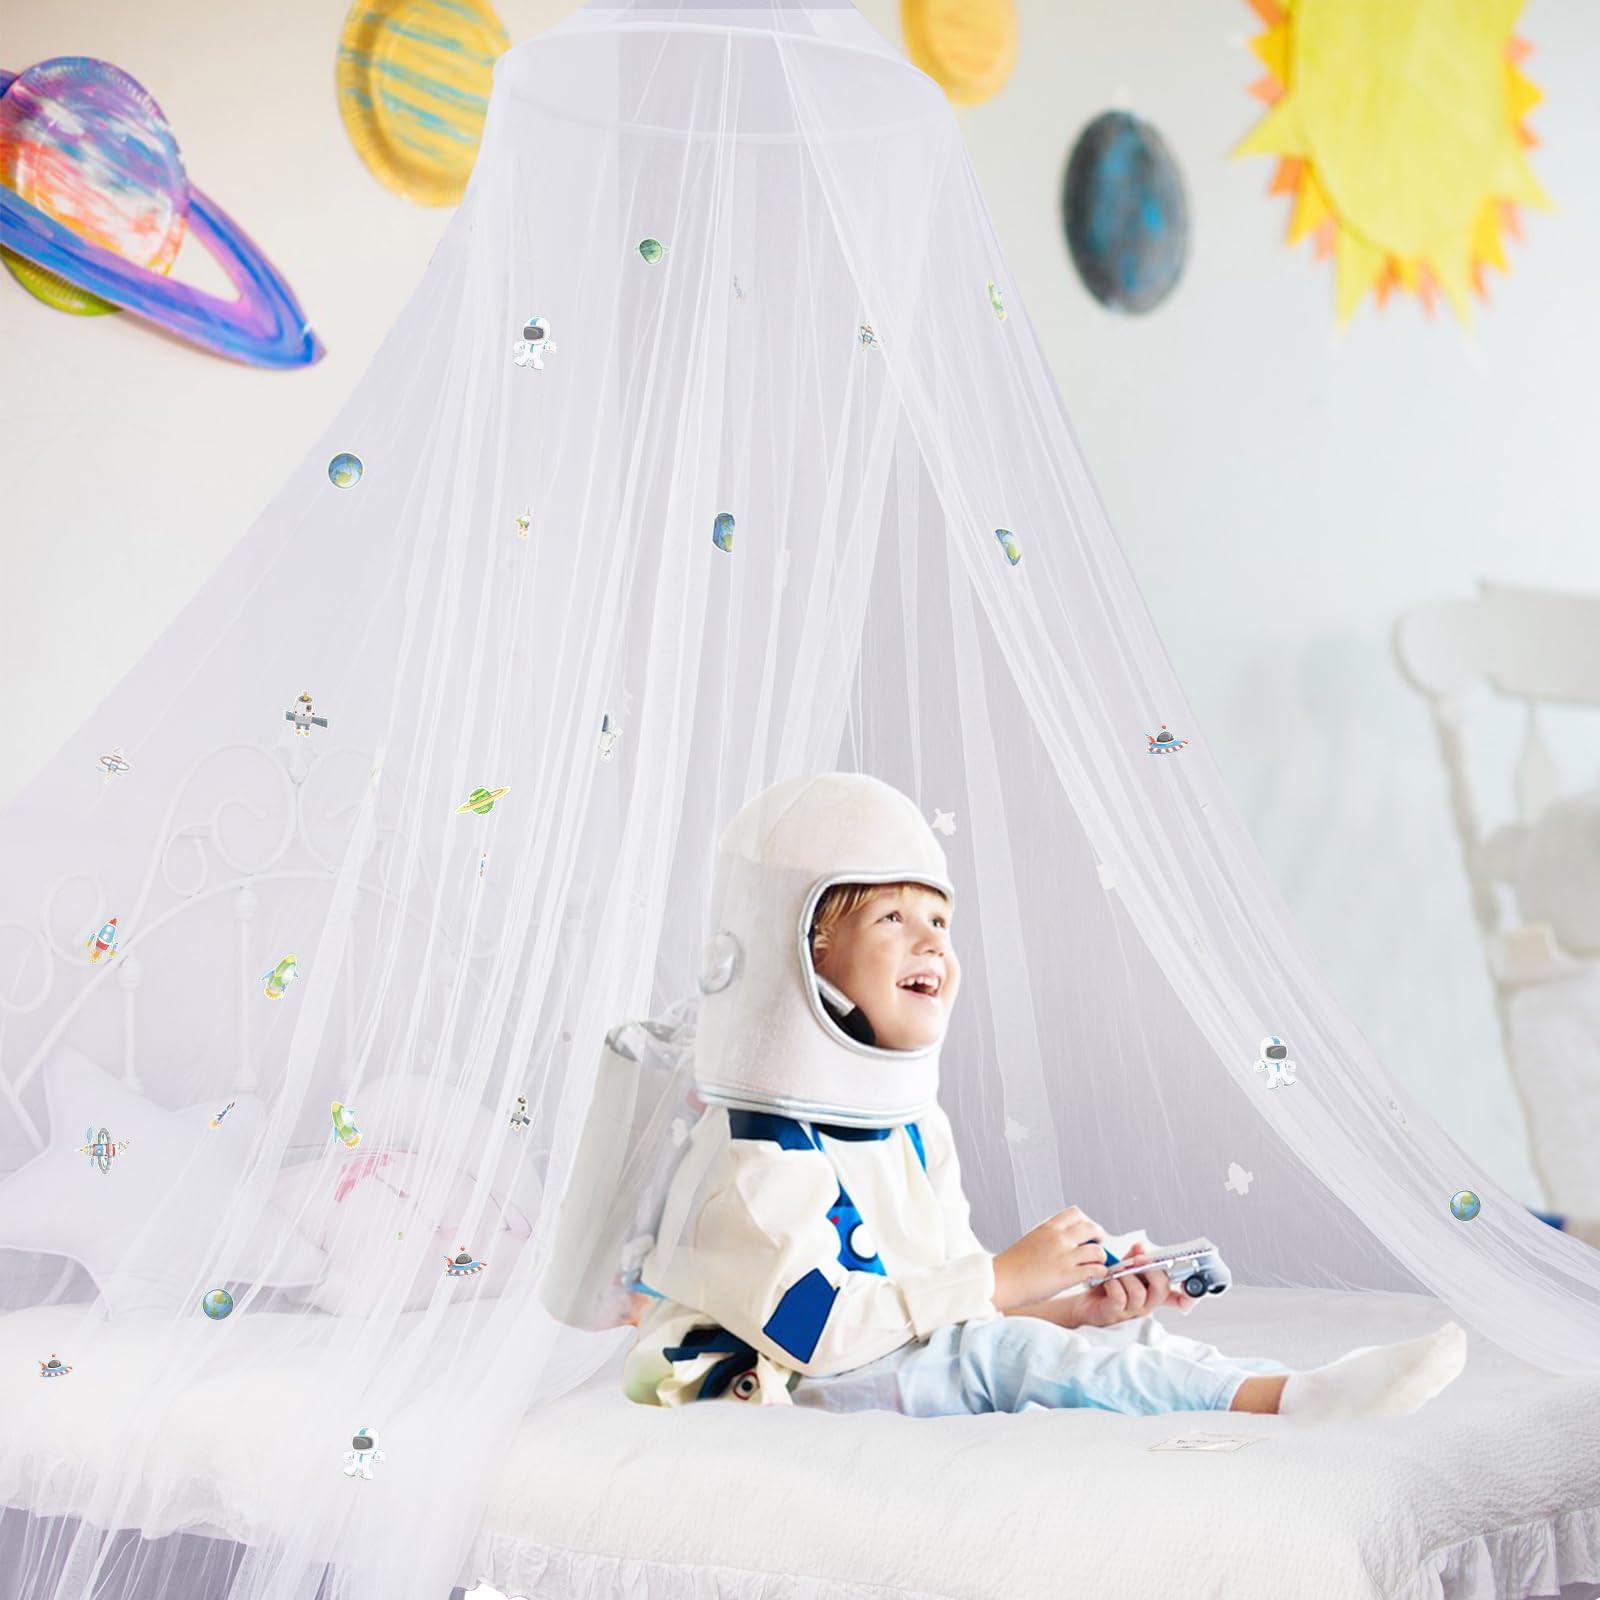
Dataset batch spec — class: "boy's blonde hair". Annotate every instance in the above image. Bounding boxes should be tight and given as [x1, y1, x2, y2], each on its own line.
[809, 880, 950, 966]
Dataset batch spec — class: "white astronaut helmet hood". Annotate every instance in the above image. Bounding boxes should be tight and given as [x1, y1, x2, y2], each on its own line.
[693, 772, 954, 1128]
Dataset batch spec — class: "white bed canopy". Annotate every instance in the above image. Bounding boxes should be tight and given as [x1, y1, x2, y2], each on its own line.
[3, 1, 1598, 1595]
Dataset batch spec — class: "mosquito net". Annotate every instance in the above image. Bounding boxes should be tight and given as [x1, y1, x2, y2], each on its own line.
[3, 1, 1598, 1596]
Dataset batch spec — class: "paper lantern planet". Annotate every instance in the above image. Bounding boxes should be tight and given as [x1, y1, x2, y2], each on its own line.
[1062, 111, 1189, 315]
[200, 1287, 234, 1320]
[0, 58, 323, 367]
[901, 0, 1018, 108]
[336, 0, 510, 207]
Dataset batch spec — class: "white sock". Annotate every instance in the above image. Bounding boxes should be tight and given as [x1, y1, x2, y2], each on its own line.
[1277, 1323, 1467, 1423]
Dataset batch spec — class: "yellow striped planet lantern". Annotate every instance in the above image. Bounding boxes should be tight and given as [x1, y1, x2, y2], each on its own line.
[336, 0, 511, 207]
[901, 0, 1018, 109]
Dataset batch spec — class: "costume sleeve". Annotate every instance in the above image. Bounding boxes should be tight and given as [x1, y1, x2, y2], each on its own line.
[660, 1134, 996, 1378]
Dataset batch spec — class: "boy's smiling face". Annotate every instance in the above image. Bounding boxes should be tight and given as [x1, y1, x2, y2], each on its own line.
[812, 883, 960, 1051]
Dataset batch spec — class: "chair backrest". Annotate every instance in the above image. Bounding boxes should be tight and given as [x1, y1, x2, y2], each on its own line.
[1393, 580, 1600, 1215]
[1393, 580, 1600, 950]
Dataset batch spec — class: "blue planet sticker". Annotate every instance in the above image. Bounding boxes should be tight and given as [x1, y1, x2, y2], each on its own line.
[201, 1288, 234, 1320]
[713, 512, 735, 554]
[1449, 1190, 1481, 1221]
[328, 452, 363, 489]
[1062, 111, 1189, 315]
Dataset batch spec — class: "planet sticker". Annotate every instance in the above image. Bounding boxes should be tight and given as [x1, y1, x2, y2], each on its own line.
[638, 238, 666, 263]
[455, 785, 510, 816]
[994, 527, 1020, 566]
[331, 1100, 362, 1149]
[712, 512, 735, 554]
[201, 1288, 234, 1320]
[1450, 1190, 1482, 1221]
[987, 280, 1006, 321]
[0, 58, 322, 366]
[328, 453, 363, 489]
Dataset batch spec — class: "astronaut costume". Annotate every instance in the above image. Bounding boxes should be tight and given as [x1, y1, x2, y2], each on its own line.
[622, 772, 1290, 1417]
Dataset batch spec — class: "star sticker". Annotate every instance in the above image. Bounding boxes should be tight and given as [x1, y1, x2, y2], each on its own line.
[1224, 1162, 1254, 1196]
[930, 809, 957, 837]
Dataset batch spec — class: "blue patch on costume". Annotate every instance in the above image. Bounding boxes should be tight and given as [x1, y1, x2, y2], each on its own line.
[763, 1268, 838, 1363]
[827, 1192, 885, 1274]
[905, 1121, 927, 1172]
[729, 1110, 818, 1151]
[814, 1122, 892, 1141]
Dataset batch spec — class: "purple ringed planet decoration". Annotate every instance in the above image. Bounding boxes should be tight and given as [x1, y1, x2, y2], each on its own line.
[0, 58, 323, 368]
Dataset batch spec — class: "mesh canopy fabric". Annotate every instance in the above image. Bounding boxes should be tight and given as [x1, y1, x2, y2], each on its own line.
[4, 1, 1599, 1595]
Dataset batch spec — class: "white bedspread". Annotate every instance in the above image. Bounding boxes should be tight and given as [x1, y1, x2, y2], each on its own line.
[3, 1288, 1598, 1600]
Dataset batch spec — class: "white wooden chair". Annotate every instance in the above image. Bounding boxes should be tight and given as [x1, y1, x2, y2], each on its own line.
[1393, 579, 1600, 1238]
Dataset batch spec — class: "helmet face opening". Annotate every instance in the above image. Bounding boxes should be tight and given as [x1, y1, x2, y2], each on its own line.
[798, 871, 953, 1061]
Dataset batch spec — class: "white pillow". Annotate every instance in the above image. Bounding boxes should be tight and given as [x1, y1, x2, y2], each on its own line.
[0, 1044, 328, 1317]
[272, 1146, 534, 1314]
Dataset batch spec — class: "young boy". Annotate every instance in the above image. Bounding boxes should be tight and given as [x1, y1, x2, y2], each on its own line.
[622, 772, 1467, 1421]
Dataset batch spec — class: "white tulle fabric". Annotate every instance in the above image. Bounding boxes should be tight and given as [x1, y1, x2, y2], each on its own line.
[3, 1, 1599, 1596]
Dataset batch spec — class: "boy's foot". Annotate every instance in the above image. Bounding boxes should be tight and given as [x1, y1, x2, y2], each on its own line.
[1277, 1323, 1467, 1423]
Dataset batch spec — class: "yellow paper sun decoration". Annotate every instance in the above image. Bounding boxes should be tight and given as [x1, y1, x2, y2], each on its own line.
[1234, 0, 1554, 326]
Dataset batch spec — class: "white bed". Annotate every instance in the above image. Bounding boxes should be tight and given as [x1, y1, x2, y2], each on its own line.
[5, 1285, 1598, 1600]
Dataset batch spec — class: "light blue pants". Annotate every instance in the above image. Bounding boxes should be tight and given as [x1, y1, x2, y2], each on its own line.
[789, 1312, 1292, 1418]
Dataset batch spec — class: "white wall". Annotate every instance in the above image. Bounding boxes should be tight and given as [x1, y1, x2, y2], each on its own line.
[6, 0, 1598, 1203]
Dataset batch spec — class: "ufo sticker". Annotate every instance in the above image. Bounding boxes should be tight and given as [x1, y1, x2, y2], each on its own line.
[1146, 725, 1187, 754]
[97, 747, 130, 777]
[38, 1354, 72, 1378]
[455, 785, 510, 816]
[445, 1245, 486, 1277]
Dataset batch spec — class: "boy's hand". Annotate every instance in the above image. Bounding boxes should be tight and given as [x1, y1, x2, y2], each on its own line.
[1071, 1243, 1197, 1329]
[991, 1205, 1116, 1311]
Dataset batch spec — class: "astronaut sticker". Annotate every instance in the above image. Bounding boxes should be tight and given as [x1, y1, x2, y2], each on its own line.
[597, 713, 621, 761]
[857, 323, 879, 350]
[1256, 1036, 1297, 1089]
[512, 316, 557, 369]
[342, 1425, 385, 1479]
[508, 1095, 531, 1133]
[285, 692, 328, 738]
